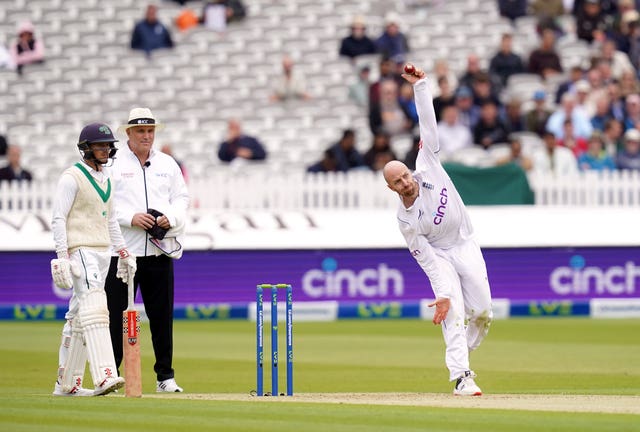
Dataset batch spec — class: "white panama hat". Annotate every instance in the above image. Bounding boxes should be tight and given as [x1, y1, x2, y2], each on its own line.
[118, 107, 165, 133]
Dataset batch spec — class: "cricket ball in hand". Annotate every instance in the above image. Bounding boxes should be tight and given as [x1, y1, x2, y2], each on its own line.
[404, 63, 416, 75]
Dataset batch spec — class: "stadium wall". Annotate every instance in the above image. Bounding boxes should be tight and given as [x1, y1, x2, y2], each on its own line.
[1, 207, 639, 320]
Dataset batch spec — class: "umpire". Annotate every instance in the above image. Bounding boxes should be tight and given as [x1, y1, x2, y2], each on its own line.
[105, 108, 190, 393]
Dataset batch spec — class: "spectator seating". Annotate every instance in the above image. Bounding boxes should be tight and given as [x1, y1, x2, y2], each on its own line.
[0, 0, 578, 181]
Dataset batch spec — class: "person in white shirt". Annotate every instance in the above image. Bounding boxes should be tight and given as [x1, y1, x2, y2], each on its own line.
[383, 65, 492, 397]
[105, 108, 190, 393]
[531, 130, 579, 177]
[50, 123, 136, 396]
[436, 105, 474, 161]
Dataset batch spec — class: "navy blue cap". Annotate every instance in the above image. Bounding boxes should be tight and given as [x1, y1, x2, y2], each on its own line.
[456, 86, 473, 99]
[533, 90, 546, 100]
[78, 123, 118, 145]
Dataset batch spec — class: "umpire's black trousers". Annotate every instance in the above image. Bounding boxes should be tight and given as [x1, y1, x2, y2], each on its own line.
[105, 254, 176, 381]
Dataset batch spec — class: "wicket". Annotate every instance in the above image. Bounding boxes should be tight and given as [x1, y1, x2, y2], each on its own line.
[256, 283, 293, 396]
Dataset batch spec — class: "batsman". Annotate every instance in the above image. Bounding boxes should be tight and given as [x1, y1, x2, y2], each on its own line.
[383, 64, 493, 396]
[50, 123, 137, 396]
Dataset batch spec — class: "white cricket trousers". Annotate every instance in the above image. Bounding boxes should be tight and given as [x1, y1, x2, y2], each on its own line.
[433, 238, 492, 381]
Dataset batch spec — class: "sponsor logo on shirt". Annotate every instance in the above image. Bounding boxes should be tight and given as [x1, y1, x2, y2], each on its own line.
[432, 187, 448, 225]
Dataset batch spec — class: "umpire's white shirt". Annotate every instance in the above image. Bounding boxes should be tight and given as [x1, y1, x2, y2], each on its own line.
[109, 144, 190, 257]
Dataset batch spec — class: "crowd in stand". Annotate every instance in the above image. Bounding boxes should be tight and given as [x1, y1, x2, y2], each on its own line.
[306, 0, 640, 176]
[5, 1, 640, 181]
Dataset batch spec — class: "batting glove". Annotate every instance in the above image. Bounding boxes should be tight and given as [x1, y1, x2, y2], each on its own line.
[116, 249, 137, 283]
[51, 258, 74, 289]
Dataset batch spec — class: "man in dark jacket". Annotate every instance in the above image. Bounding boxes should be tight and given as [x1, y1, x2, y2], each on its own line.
[339, 16, 377, 59]
[217, 119, 267, 162]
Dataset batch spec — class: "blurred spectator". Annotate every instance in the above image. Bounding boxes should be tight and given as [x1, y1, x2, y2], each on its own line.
[307, 149, 339, 173]
[428, 58, 459, 97]
[200, 1, 227, 32]
[339, 16, 377, 60]
[528, 28, 563, 78]
[363, 132, 397, 171]
[348, 65, 371, 107]
[611, 0, 637, 35]
[558, 119, 589, 156]
[602, 118, 625, 156]
[532, 130, 579, 176]
[0, 43, 16, 71]
[502, 98, 526, 134]
[576, 0, 608, 44]
[224, 0, 246, 23]
[593, 57, 614, 86]
[432, 76, 456, 122]
[369, 57, 400, 106]
[582, 68, 609, 116]
[546, 93, 594, 139]
[555, 65, 584, 104]
[454, 86, 480, 130]
[200, 1, 246, 31]
[591, 93, 614, 131]
[473, 101, 509, 149]
[470, 72, 501, 109]
[606, 80, 626, 121]
[369, 79, 414, 136]
[459, 54, 484, 90]
[573, 0, 617, 16]
[623, 93, 640, 130]
[595, 38, 635, 80]
[489, 33, 525, 89]
[626, 15, 640, 69]
[9, 21, 44, 76]
[0, 134, 7, 156]
[495, 135, 533, 171]
[0, 145, 32, 182]
[574, 79, 596, 117]
[498, 0, 527, 23]
[403, 135, 420, 170]
[530, 0, 567, 21]
[609, 1, 636, 49]
[619, 69, 640, 98]
[611, 9, 640, 54]
[398, 81, 418, 125]
[270, 55, 312, 102]
[375, 13, 409, 64]
[160, 144, 189, 182]
[525, 90, 553, 136]
[437, 105, 474, 158]
[578, 131, 616, 170]
[616, 127, 640, 169]
[175, 7, 199, 32]
[131, 4, 174, 56]
[217, 119, 267, 163]
[327, 129, 366, 172]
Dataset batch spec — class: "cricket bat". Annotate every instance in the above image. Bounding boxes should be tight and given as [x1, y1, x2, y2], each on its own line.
[123, 273, 142, 397]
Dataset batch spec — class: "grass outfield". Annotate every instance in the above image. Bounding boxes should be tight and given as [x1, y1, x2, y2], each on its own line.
[1, 318, 639, 431]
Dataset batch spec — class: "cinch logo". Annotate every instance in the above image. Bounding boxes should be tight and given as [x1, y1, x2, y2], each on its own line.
[301, 257, 404, 298]
[550, 255, 640, 295]
[432, 187, 448, 225]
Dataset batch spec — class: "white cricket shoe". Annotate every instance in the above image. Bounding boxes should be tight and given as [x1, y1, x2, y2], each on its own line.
[156, 378, 183, 393]
[52, 382, 94, 397]
[453, 371, 482, 396]
[94, 376, 125, 396]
